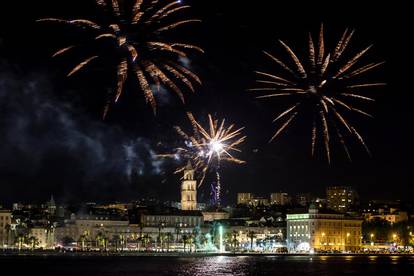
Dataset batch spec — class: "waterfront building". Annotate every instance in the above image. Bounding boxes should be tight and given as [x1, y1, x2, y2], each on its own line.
[361, 200, 408, 224]
[230, 226, 284, 251]
[209, 218, 285, 252]
[140, 208, 203, 228]
[287, 207, 362, 253]
[0, 209, 12, 247]
[202, 209, 230, 222]
[295, 193, 312, 207]
[237, 193, 254, 205]
[12, 203, 24, 211]
[326, 186, 358, 212]
[30, 226, 55, 249]
[54, 213, 131, 247]
[249, 197, 269, 207]
[270, 193, 290, 206]
[364, 211, 408, 224]
[237, 193, 269, 206]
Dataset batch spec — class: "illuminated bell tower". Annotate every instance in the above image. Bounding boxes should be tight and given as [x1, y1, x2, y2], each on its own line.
[181, 161, 197, 210]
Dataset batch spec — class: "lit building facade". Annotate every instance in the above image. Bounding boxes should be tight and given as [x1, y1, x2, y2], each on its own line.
[141, 209, 203, 228]
[365, 211, 408, 224]
[224, 226, 285, 251]
[326, 186, 358, 212]
[0, 209, 12, 247]
[202, 210, 230, 222]
[30, 227, 55, 249]
[181, 162, 197, 211]
[270, 193, 290, 206]
[237, 193, 253, 205]
[54, 214, 130, 246]
[287, 208, 362, 253]
[237, 193, 269, 206]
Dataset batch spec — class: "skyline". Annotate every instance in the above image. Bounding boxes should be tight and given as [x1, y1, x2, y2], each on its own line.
[0, 0, 412, 205]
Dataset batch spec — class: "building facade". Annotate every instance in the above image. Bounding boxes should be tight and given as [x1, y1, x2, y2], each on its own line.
[0, 210, 12, 247]
[54, 214, 134, 249]
[30, 227, 55, 249]
[270, 193, 290, 206]
[237, 193, 269, 206]
[202, 211, 230, 222]
[237, 193, 253, 205]
[326, 186, 358, 212]
[141, 209, 203, 228]
[287, 208, 362, 253]
[295, 193, 312, 207]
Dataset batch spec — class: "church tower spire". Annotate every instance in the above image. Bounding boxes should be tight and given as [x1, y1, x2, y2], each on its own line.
[181, 161, 197, 210]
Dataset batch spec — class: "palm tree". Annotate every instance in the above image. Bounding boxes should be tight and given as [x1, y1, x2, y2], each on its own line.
[113, 234, 120, 251]
[120, 234, 126, 251]
[175, 224, 181, 243]
[95, 232, 107, 251]
[182, 234, 189, 253]
[4, 224, 12, 248]
[166, 232, 174, 252]
[192, 227, 201, 252]
[79, 234, 88, 251]
[103, 237, 108, 251]
[248, 230, 255, 251]
[14, 222, 29, 250]
[45, 221, 55, 248]
[231, 231, 239, 252]
[16, 234, 26, 250]
[27, 236, 39, 250]
[159, 233, 167, 252]
[158, 222, 165, 251]
[134, 234, 140, 251]
[190, 234, 197, 253]
[139, 223, 144, 239]
[142, 234, 151, 251]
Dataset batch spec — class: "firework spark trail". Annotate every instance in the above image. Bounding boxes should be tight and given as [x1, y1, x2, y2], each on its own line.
[159, 112, 246, 205]
[38, 0, 202, 118]
[251, 24, 385, 162]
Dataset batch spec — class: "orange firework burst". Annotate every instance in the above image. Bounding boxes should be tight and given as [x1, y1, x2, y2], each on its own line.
[38, 0, 203, 118]
[250, 24, 385, 163]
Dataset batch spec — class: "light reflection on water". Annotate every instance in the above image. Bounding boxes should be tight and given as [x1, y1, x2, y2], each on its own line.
[1, 255, 414, 276]
[167, 255, 414, 276]
[344, 256, 354, 261]
[177, 256, 250, 276]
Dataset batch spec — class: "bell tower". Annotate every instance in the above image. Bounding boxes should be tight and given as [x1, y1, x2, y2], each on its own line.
[181, 161, 197, 210]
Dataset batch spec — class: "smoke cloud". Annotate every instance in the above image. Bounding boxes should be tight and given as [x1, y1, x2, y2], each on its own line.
[0, 62, 166, 204]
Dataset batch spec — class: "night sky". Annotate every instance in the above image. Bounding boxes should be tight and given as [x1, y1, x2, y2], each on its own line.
[0, 0, 412, 205]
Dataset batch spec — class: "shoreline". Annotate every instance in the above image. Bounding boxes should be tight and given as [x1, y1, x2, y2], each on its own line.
[1, 251, 413, 258]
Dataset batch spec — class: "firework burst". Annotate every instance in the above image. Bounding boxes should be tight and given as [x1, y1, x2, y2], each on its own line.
[160, 112, 246, 204]
[250, 24, 385, 162]
[38, 0, 203, 118]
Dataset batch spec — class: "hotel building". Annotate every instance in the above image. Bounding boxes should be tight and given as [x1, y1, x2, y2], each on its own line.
[287, 207, 362, 253]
